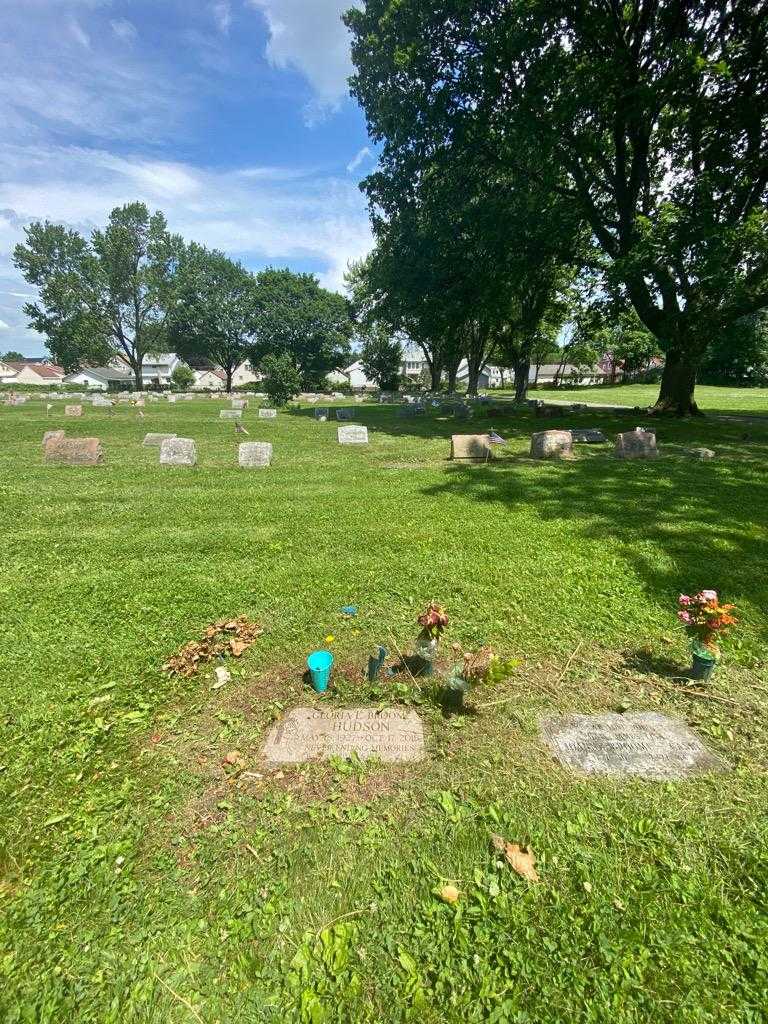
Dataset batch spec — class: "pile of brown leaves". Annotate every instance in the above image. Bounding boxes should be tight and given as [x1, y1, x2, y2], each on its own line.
[163, 616, 263, 677]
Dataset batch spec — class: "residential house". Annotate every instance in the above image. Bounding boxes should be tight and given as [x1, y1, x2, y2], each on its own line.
[192, 368, 227, 390]
[63, 366, 133, 391]
[343, 360, 376, 390]
[326, 368, 351, 386]
[5, 361, 65, 385]
[230, 361, 261, 387]
[0, 359, 19, 384]
[529, 363, 602, 386]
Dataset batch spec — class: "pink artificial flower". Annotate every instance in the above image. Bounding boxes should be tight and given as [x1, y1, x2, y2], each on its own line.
[678, 594, 692, 607]
[677, 610, 692, 625]
[699, 589, 718, 603]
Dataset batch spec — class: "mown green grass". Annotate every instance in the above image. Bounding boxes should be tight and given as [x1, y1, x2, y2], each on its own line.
[525, 382, 768, 416]
[1, 397, 767, 1023]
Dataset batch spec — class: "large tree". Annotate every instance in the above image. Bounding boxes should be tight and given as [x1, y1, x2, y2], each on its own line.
[250, 269, 353, 389]
[13, 202, 183, 388]
[359, 322, 403, 390]
[169, 243, 259, 393]
[346, 1, 768, 415]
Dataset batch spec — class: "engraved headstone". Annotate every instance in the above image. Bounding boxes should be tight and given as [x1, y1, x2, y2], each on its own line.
[160, 437, 197, 467]
[314, 407, 330, 421]
[238, 441, 272, 468]
[338, 425, 368, 444]
[336, 408, 353, 421]
[615, 430, 659, 459]
[451, 434, 492, 461]
[42, 429, 65, 450]
[64, 404, 83, 418]
[220, 409, 242, 420]
[541, 712, 726, 780]
[262, 707, 425, 764]
[143, 432, 177, 447]
[44, 436, 104, 466]
[231, 399, 247, 410]
[530, 429, 573, 459]
[258, 408, 277, 419]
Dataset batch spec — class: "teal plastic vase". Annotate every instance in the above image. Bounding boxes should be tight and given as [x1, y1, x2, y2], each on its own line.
[307, 650, 333, 692]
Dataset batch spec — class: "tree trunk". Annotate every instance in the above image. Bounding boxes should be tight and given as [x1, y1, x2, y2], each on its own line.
[446, 364, 459, 392]
[225, 366, 233, 393]
[513, 356, 531, 401]
[498, 369, 505, 389]
[133, 364, 143, 390]
[534, 362, 541, 384]
[429, 359, 443, 392]
[650, 349, 701, 416]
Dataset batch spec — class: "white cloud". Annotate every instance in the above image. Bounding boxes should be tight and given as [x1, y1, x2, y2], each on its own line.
[346, 146, 371, 173]
[68, 18, 91, 49]
[111, 19, 138, 44]
[248, 0, 354, 123]
[0, 143, 373, 352]
[211, 0, 232, 34]
[0, 319, 10, 330]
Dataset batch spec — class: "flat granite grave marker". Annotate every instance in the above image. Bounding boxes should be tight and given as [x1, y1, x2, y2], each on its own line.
[220, 409, 242, 420]
[160, 437, 197, 467]
[238, 441, 272, 468]
[338, 425, 368, 444]
[231, 399, 247, 410]
[262, 707, 425, 764]
[541, 711, 726, 780]
[44, 436, 104, 466]
[258, 408, 277, 419]
[451, 434, 492, 461]
[64, 405, 83, 418]
[143, 432, 177, 447]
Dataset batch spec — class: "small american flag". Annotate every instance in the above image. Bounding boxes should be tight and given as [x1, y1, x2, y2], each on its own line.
[137, 410, 144, 419]
[488, 428, 506, 445]
[235, 421, 249, 435]
[46, 403, 53, 414]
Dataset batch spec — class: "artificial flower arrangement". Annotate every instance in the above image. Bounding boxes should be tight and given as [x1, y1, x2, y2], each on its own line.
[413, 601, 449, 673]
[677, 589, 737, 677]
[445, 645, 516, 708]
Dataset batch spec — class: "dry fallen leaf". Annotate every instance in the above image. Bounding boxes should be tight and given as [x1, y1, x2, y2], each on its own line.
[163, 616, 263, 676]
[230, 640, 246, 657]
[491, 833, 540, 882]
[223, 750, 243, 766]
[439, 884, 460, 904]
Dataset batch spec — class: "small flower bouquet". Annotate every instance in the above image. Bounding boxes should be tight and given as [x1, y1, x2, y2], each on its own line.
[677, 590, 737, 678]
[413, 601, 449, 674]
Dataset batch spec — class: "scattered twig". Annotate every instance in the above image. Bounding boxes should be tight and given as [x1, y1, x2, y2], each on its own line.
[555, 641, 583, 686]
[644, 677, 742, 706]
[244, 844, 258, 858]
[152, 973, 205, 1024]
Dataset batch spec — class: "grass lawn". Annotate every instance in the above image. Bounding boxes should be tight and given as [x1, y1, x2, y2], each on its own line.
[522, 382, 768, 416]
[1, 396, 767, 1023]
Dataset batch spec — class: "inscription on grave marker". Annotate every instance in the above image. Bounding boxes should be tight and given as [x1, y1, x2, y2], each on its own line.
[262, 707, 425, 763]
[338, 425, 368, 444]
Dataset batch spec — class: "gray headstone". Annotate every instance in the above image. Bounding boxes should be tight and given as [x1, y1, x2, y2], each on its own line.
[42, 429, 65, 450]
[615, 430, 659, 459]
[262, 707, 425, 764]
[314, 407, 330, 421]
[258, 408, 277, 419]
[530, 430, 573, 459]
[540, 712, 726, 780]
[686, 447, 715, 460]
[143, 432, 177, 447]
[338, 425, 368, 444]
[451, 434, 491, 461]
[220, 409, 242, 420]
[160, 437, 197, 467]
[238, 441, 272, 468]
[571, 429, 607, 444]
[336, 408, 353, 420]
[231, 399, 247, 410]
[64, 405, 83, 417]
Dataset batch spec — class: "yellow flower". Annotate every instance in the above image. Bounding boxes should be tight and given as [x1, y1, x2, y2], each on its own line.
[325, 634, 335, 644]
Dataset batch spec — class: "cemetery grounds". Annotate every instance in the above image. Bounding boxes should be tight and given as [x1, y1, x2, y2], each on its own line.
[1, 392, 767, 1023]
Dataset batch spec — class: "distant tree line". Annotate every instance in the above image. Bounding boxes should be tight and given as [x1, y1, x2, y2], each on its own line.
[345, 0, 768, 413]
[13, 202, 354, 395]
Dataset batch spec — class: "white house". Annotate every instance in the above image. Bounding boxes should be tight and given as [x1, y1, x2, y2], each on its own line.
[343, 360, 377, 389]
[63, 366, 133, 390]
[230, 361, 261, 387]
[192, 368, 227, 390]
[5, 361, 65, 385]
[0, 359, 19, 384]
[326, 368, 351, 386]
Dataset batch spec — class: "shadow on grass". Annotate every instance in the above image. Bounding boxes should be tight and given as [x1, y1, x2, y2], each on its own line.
[622, 649, 693, 681]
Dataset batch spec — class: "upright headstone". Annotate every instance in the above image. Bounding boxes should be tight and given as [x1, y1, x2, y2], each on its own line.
[258, 408, 277, 419]
[615, 430, 659, 459]
[143, 432, 177, 447]
[231, 399, 247, 410]
[262, 708, 425, 764]
[530, 430, 573, 460]
[314, 407, 330, 421]
[220, 409, 242, 420]
[64, 405, 83, 418]
[336, 408, 353, 421]
[238, 441, 273, 468]
[451, 434, 492, 461]
[338, 425, 369, 445]
[160, 437, 197, 467]
[541, 712, 726, 780]
[571, 429, 607, 444]
[42, 429, 65, 450]
[44, 437, 104, 466]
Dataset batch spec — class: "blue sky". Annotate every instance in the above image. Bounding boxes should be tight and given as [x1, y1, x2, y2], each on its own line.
[0, 0, 375, 356]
